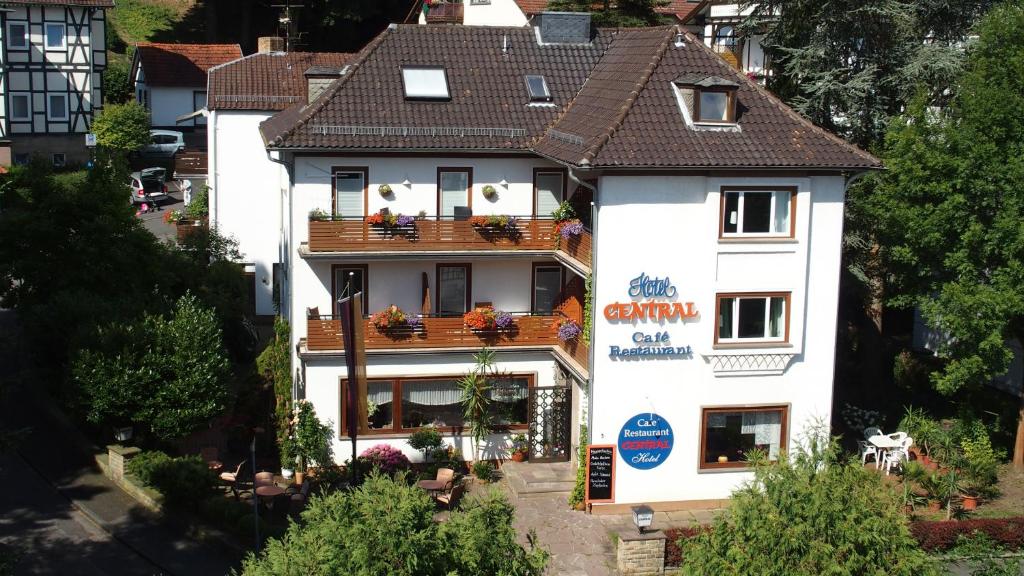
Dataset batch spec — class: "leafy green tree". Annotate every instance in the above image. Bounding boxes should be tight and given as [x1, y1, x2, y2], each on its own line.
[102, 60, 133, 105]
[867, 1, 1024, 470]
[92, 101, 150, 152]
[548, 0, 669, 27]
[678, 427, 938, 575]
[459, 348, 496, 461]
[75, 294, 232, 441]
[257, 317, 293, 451]
[239, 472, 547, 576]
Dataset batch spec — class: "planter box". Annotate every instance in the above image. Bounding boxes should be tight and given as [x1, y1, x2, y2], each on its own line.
[175, 217, 208, 242]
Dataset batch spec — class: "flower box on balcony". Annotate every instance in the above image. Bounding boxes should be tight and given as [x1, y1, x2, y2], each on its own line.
[370, 305, 421, 333]
[470, 215, 521, 240]
[366, 212, 416, 237]
[463, 307, 515, 331]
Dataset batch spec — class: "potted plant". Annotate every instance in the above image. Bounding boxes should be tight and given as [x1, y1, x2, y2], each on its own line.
[510, 433, 528, 462]
[482, 184, 497, 200]
[469, 214, 519, 235]
[458, 348, 497, 463]
[292, 400, 334, 486]
[371, 305, 420, 332]
[309, 207, 330, 221]
[378, 184, 393, 197]
[279, 436, 296, 480]
[408, 427, 444, 463]
[555, 318, 582, 342]
[472, 460, 493, 483]
[463, 306, 514, 331]
[552, 201, 584, 240]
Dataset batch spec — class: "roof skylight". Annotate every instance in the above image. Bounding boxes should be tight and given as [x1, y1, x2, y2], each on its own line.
[401, 66, 450, 100]
[525, 75, 551, 102]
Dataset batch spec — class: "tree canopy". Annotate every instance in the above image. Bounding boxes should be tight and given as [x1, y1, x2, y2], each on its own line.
[866, 1, 1024, 468]
[679, 428, 938, 575]
[92, 101, 151, 151]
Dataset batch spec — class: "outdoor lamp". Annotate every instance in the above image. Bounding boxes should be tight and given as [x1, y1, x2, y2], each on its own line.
[631, 505, 654, 535]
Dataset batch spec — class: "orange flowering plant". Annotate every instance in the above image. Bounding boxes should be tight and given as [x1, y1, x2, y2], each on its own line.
[370, 305, 420, 331]
[463, 306, 514, 330]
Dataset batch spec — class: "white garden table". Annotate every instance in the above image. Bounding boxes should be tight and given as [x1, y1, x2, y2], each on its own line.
[868, 434, 903, 469]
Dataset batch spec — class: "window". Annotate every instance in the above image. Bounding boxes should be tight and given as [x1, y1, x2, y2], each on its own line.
[401, 66, 450, 100]
[525, 75, 551, 102]
[532, 265, 563, 314]
[700, 406, 787, 469]
[332, 168, 366, 217]
[721, 188, 794, 237]
[332, 264, 368, 316]
[13, 153, 30, 166]
[44, 23, 65, 49]
[7, 22, 28, 49]
[695, 89, 734, 123]
[534, 169, 564, 217]
[51, 153, 65, 168]
[437, 264, 470, 316]
[342, 376, 530, 434]
[47, 94, 68, 121]
[437, 168, 471, 219]
[9, 94, 30, 121]
[716, 293, 789, 343]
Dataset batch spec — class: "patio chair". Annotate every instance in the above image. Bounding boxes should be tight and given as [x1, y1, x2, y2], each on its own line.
[436, 467, 455, 489]
[255, 471, 275, 487]
[435, 481, 466, 511]
[888, 432, 908, 443]
[863, 427, 883, 440]
[857, 440, 878, 467]
[219, 459, 248, 499]
[454, 206, 472, 221]
[882, 436, 913, 476]
[307, 307, 320, 320]
[289, 481, 312, 516]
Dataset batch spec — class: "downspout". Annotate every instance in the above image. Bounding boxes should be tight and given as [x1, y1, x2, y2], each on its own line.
[208, 109, 217, 225]
[567, 166, 598, 445]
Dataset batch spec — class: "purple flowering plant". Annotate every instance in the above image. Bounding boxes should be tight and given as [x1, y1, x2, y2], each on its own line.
[558, 220, 584, 239]
[358, 444, 411, 475]
[557, 319, 582, 342]
[395, 214, 415, 227]
[494, 311, 514, 329]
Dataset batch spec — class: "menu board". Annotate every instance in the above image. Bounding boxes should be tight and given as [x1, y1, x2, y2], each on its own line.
[585, 445, 615, 504]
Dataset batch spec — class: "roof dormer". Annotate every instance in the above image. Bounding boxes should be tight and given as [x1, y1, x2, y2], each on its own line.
[673, 74, 740, 127]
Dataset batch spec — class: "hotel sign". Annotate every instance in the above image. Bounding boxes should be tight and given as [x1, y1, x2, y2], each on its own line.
[604, 273, 696, 358]
[619, 413, 674, 470]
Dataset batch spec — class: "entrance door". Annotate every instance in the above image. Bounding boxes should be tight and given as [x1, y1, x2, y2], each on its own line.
[528, 385, 571, 462]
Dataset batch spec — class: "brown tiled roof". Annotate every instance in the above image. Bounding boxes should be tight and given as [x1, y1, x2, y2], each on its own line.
[262, 25, 879, 170]
[1, 0, 114, 5]
[208, 52, 353, 111]
[261, 25, 610, 151]
[512, 0, 705, 22]
[133, 43, 243, 88]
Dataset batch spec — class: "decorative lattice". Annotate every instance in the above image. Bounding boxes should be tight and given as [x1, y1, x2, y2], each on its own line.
[528, 386, 571, 463]
[703, 354, 796, 376]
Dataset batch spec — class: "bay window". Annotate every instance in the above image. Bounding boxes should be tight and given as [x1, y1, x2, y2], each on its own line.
[700, 406, 788, 469]
[720, 188, 795, 237]
[716, 292, 789, 344]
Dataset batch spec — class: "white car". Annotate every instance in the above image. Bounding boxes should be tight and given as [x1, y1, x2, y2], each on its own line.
[128, 168, 169, 208]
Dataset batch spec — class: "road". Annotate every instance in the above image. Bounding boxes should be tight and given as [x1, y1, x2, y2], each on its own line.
[137, 180, 183, 243]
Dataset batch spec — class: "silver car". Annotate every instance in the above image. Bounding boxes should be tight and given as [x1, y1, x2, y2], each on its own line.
[128, 168, 169, 209]
[139, 130, 185, 158]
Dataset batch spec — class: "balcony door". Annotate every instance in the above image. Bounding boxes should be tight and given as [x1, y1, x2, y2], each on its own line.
[333, 168, 367, 217]
[438, 168, 471, 219]
[534, 169, 565, 218]
[532, 265, 563, 314]
[436, 264, 470, 316]
[333, 264, 368, 316]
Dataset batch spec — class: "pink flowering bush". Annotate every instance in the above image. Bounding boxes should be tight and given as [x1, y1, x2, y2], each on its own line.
[358, 444, 411, 476]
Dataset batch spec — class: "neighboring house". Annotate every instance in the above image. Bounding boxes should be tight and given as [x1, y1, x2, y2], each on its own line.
[419, 0, 704, 26]
[206, 36, 351, 317]
[250, 17, 878, 508]
[0, 0, 113, 167]
[132, 42, 241, 129]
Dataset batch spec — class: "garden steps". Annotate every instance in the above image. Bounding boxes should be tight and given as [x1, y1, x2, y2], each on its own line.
[502, 461, 577, 498]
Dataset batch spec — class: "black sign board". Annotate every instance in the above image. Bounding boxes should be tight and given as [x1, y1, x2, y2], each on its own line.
[585, 445, 616, 504]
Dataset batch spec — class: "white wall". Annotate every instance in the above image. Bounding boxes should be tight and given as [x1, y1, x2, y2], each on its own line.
[303, 351, 562, 463]
[209, 110, 283, 315]
[148, 86, 202, 128]
[589, 174, 845, 505]
[417, 0, 530, 27]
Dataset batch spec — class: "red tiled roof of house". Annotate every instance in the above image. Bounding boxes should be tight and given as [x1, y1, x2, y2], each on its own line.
[512, 0, 706, 22]
[133, 43, 243, 88]
[261, 24, 879, 170]
[208, 52, 354, 111]
[1, 0, 114, 6]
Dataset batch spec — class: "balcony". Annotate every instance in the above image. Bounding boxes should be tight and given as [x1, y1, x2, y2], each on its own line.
[305, 216, 592, 273]
[424, 2, 464, 24]
[305, 312, 589, 375]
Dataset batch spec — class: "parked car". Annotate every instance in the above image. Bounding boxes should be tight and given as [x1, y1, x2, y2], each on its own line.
[138, 130, 185, 158]
[128, 168, 169, 209]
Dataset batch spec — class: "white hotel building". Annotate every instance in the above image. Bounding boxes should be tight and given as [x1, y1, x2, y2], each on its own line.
[243, 15, 879, 509]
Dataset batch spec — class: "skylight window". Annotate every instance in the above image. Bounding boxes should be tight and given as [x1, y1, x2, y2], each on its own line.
[525, 75, 551, 102]
[401, 66, 450, 100]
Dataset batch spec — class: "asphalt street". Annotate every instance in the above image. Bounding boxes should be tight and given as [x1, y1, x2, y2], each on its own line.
[137, 180, 183, 242]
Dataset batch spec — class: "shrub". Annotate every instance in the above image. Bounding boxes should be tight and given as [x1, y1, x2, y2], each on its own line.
[910, 518, 1024, 552]
[92, 101, 150, 152]
[664, 526, 706, 568]
[186, 185, 209, 219]
[359, 444, 410, 476]
[127, 450, 172, 485]
[408, 427, 444, 461]
[472, 460, 493, 482]
[292, 400, 333, 472]
[568, 424, 587, 508]
[127, 451, 216, 510]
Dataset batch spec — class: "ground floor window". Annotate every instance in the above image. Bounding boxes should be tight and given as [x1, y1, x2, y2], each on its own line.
[700, 405, 788, 469]
[341, 374, 531, 435]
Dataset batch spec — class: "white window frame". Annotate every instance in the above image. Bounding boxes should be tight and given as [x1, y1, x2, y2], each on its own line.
[401, 66, 450, 100]
[525, 75, 551, 102]
[6, 22, 28, 49]
[9, 93, 31, 121]
[44, 23, 66, 50]
[720, 188, 795, 238]
[715, 292, 789, 344]
[46, 93, 68, 121]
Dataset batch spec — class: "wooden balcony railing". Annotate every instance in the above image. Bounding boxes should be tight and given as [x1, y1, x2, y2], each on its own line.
[306, 216, 592, 270]
[425, 2, 464, 23]
[306, 312, 589, 372]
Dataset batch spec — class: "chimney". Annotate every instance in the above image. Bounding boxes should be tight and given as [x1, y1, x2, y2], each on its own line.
[305, 66, 345, 103]
[258, 36, 285, 53]
[536, 12, 592, 45]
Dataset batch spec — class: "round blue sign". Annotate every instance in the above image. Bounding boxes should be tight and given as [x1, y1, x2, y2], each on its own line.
[618, 413, 673, 470]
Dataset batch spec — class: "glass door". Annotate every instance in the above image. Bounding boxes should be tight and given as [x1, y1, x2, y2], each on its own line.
[334, 171, 365, 217]
[438, 169, 470, 219]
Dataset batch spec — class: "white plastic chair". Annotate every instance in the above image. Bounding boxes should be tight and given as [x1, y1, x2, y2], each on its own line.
[857, 440, 878, 467]
[863, 427, 883, 439]
[883, 436, 913, 475]
[888, 432, 907, 443]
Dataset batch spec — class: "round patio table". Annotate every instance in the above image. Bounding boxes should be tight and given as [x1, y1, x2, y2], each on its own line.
[255, 485, 285, 498]
[416, 479, 446, 495]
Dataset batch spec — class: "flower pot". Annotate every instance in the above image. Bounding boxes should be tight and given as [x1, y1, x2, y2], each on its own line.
[281, 468, 294, 480]
[574, 501, 586, 511]
[927, 500, 941, 512]
[962, 496, 978, 511]
[295, 471, 305, 486]
[511, 451, 526, 463]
